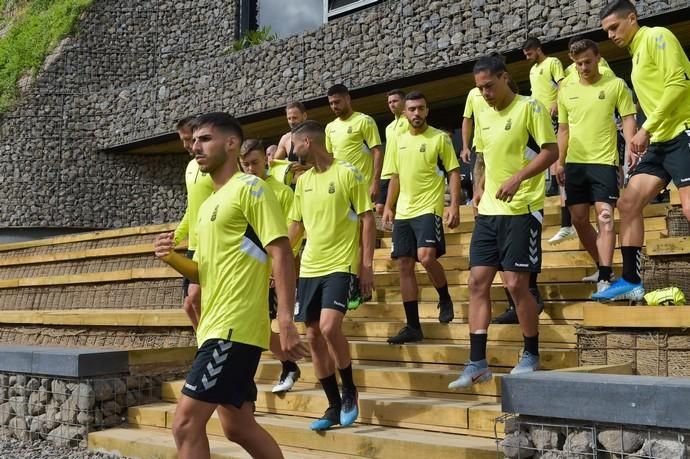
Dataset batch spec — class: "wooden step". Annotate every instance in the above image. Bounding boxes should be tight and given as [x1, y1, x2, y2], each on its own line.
[583, 304, 690, 328]
[646, 236, 690, 256]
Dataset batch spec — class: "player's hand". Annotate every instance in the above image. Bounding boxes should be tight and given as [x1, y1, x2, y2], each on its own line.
[444, 205, 460, 229]
[369, 179, 380, 203]
[382, 207, 395, 229]
[460, 147, 472, 164]
[555, 164, 566, 186]
[472, 188, 483, 215]
[630, 128, 650, 155]
[550, 103, 558, 118]
[280, 322, 310, 361]
[290, 162, 312, 173]
[496, 175, 522, 202]
[359, 264, 374, 299]
[154, 232, 175, 258]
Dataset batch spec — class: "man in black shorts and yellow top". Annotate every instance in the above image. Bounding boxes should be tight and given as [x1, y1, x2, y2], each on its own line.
[378, 89, 409, 216]
[154, 112, 307, 459]
[173, 115, 214, 330]
[449, 56, 558, 388]
[240, 139, 302, 394]
[382, 91, 461, 344]
[555, 39, 637, 295]
[288, 120, 376, 431]
[595, 0, 690, 301]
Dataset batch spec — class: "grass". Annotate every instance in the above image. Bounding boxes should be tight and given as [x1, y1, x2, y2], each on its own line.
[0, 0, 92, 114]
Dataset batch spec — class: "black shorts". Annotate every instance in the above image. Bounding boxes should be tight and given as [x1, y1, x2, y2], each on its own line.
[630, 130, 690, 188]
[564, 163, 619, 206]
[469, 212, 543, 272]
[181, 339, 261, 408]
[295, 273, 355, 323]
[377, 179, 390, 205]
[391, 213, 446, 259]
[268, 287, 277, 320]
[182, 250, 197, 297]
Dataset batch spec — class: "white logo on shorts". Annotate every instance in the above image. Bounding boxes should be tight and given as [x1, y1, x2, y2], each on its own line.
[184, 383, 197, 391]
[515, 263, 529, 268]
[681, 177, 690, 183]
[294, 302, 300, 316]
[333, 300, 345, 307]
[425, 239, 435, 243]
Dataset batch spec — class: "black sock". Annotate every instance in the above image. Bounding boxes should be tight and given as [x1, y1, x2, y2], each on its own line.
[470, 333, 488, 362]
[338, 364, 356, 391]
[403, 300, 421, 330]
[598, 266, 613, 283]
[561, 206, 572, 227]
[436, 283, 451, 302]
[529, 272, 538, 289]
[319, 374, 341, 409]
[281, 360, 298, 373]
[504, 288, 516, 309]
[524, 334, 540, 356]
[621, 246, 642, 284]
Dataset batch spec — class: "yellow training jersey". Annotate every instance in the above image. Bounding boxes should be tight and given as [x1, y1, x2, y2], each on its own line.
[325, 112, 382, 185]
[529, 56, 565, 109]
[630, 26, 690, 143]
[173, 159, 215, 250]
[558, 75, 636, 165]
[474, 95, 556, 216]
[289, 160, 372, 278]
[265, 174, 302, 255]
[382, 125, 460, 220]
[381, 115, 410, 180]
[563, 58, 615, 82]
[193, 172, 288, 350]
[463, 87, 491, 149]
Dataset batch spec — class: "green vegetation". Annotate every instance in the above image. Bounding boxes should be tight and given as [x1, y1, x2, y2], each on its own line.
[0, 0, 92, 114]
[229, 25, 278, 52]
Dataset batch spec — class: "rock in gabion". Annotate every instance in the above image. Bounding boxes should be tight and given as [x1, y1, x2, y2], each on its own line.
[501, 431, 535, 458]
[597, 428, 644, 454]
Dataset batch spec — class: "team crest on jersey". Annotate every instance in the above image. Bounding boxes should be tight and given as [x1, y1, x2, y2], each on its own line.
[598, 91, 605, 100]
[328, 182, 336, 194]
[347, 126, 353, 134]
[420, 143, 427, 152]
[210, 204, 219, 222]
[505, 118, 512, 131]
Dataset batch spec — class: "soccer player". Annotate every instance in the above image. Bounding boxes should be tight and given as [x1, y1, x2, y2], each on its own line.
[288, 120, 376, 431]
[154, 112, 307, 459]
[173, 115, 214, 330]
[240, 139, 302, 394]
[382, 92, 461, 344]
[556, 39, 637, 294]
[563, 36, 615, 83]
[594, 0, 690, 301]
[273, 102, 312, 187]
[448, 55, 558, 389]
[378, 89, 409, 216]
[325, 84, 383, 201]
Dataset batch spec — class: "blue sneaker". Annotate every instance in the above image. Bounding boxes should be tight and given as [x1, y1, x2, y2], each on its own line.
[340, 388, 358, 426]
[448, 359, 492, 389]
[310, 406, 340, 431]
[591, 278, 645, 302]
[511, 351, 540, 375]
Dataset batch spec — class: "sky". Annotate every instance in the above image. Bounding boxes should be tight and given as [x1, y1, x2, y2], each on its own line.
[258, 0, 324, 38]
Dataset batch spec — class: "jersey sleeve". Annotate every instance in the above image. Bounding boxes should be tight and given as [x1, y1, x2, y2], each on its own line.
[615, 79, 637, 118]
[551, 58, 565, 83]
[439, 133, 460, 172]
[528, 99, 558, 146]
[288, 178, 303, 223]
[463, 94, 475, 119]
[557, 90, 569, 124]
[242, 179, 288, 247]
[381, 134, 399, 177]
[173, 208, 190, 245]
[325, 123, 333, 154]
[362, 116, 382, 149]
[348, 170, 374, 216]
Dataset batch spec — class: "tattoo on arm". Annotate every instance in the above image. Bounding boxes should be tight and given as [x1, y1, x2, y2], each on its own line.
[473, 152, 485, 184]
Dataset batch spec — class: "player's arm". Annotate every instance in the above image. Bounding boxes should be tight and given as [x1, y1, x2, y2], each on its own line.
[274, 133, 290, 161]
[461, 117, 474, 163]
[173, 208, 190, 245]
[550, 58, 566, 117]
[440, 135, 462, 228]
[154, 232, 199, 282]
[288, 221, 305, 251]
[370, 144, 383, 200]
[556, 123, 569, 185]
[382, 174, 399, 227]
[359, 210, 376, 297]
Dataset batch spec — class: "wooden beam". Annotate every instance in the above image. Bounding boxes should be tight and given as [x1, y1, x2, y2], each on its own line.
[583, 305, 690, 328]
[646, 237, 690, 257]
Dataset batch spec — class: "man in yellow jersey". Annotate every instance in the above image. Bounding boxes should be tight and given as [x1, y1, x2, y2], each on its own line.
[273, 102, 311, 187]
[154, 112, 307, 459]
[381, 92, 461, 344]
[325, 84, 383, 201]
[173, 115, 215, 330]
[288, 120, 376, 431]
[240, 139, 302, 394]
[595, 0, 690, 301]
[377, 89, 409, 216]
[448, 55, 558, 389]
[556, 39, 637, 295]
[563, 38, 615, 83]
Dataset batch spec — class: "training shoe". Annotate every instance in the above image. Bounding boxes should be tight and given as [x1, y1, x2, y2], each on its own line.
[438, 298, 454, 323]
[548, 226, 577, 245]
[582, 270, 616, 283]
[492, 306, 518, 324]
[340, 388, 359, 426]
[310, 406, 340, 431]
[448, 359, 492, 389]
[272, 367, 300, 393]
[591, 278, 645, 302]
[387, 325, 423, 344]
[511, 351, 540, 375]
[594, 280, 611, 296]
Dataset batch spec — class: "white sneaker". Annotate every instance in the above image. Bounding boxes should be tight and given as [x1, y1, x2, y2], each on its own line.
[271, 368, 300, 393]
[583, 271, 616, 283]
[595, 280, 611, 294]
[548, 226, 577, 245]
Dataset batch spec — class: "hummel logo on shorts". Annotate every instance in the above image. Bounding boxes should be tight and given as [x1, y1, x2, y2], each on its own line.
[425, 239, 435, 243]
[515, 263, 529, 268]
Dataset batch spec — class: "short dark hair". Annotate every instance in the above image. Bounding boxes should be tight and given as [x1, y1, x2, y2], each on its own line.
[568, 35, 587, 48]
[404, 91, 427, 103]
[286, 101, 306, 113]
[327, 84, 349, 97]
[291, 120, 325, 140]
[240, 138, 264, 158]
[473, 55, 508, 76]
[387, 89, 406, 98]
[522, 37, 542, 51]
[599, 0, 637, 20]
[193, 112, 244, 142]
[175, 115, 197, 131]
[570, 39, 600, 56]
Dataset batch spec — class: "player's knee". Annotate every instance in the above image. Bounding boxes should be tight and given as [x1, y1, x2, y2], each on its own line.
[399, 257, 416, 274]
[617, 192, 639, 215]
[503, 276, 525, 296]
[222, 420, 251, 444]
[570, 211, 589, 228]
[172, 413, 200, 444]
[417, 251, 436, 268]
[468, 273, 489, 296]
[597, 204, 614, 232]
[305, 324, 322, 342]
[319, 319, 341, 343]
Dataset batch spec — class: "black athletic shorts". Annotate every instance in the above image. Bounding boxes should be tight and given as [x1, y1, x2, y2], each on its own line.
[181, 339, 261, 408]
[564, 163, 619, 206]
[391, 213, 446, 259]
[377, 179, 390, 206]
[469, 212, 543, 272]
[182, 250, 197, 297]
[630, 129, 690, 188]
[295, 272, 355, 323]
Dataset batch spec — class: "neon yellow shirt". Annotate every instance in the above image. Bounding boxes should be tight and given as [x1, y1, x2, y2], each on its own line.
[193, 172, 288, 349]
[463, 87, 491, 149]
[630, 26, 690, 143]
[563, 58, 615, 82]
[325, 112, 382, 184]
[474, 95, 556, 216]
[173, 159, 214, 250]
[382, 126, 460, 219]
[289, 160, 372, 277]
[381, 115, 410, 180]
[265, 174, 302, 255]
[529, 56, 565, 109]
[558, 75, 636, 165]
[268, 159, 294, 186]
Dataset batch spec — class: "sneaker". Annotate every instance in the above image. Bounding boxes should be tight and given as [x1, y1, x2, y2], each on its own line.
[594, 280, 611, 295]
[340, 388, 359, 426]
[510, 351, 540, 375]
[448, 359, 492, 389]
[591, 278, 645, 302]
[387, 325, 423, 344]
[545, 180, 560, 197]
[271, 367, 300, 393]
[310, 406, 340, 431]
[492, 306, 518, 324]
[548, 226, 577, 245]
[438, 298, 454, 323]
[582, 270, 616, 283]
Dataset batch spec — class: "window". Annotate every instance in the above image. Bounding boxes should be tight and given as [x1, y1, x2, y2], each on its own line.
[325, 0, 380, 19]
[239, 0, 324, 39]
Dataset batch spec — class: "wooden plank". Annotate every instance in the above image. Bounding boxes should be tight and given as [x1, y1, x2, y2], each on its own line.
[583, 304, 690, 328]
[646, 237, 690, 257]
[553, 363, 634, 375]
[0, 267, 180, 290]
